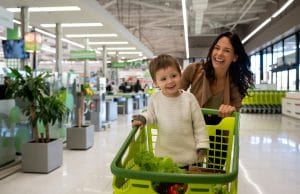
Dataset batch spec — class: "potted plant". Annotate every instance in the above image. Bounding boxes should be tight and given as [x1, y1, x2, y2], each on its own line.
[66, 83, 95, 150]
[6, 65, 68, 173]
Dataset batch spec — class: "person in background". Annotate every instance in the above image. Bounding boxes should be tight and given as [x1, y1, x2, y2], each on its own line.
[118, 79, 132, 93]
[181, 31, 254, 118]
[0, 76, 10, 99]
[106, 79, 113, 95]
[132, 54, 209, 167]
[133, 79, 143, 93]
[111, 81, 118, 94]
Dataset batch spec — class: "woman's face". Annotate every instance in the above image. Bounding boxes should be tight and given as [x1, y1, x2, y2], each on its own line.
[211, 36, 238, 73]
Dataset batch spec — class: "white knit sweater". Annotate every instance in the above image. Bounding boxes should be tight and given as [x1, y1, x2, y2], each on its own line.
[142, 90, 209, 166]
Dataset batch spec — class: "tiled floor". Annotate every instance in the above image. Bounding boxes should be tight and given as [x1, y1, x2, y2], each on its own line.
[0, 111, 300, 194]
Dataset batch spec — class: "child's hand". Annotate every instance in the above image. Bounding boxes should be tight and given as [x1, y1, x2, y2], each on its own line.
[132, 119, 144, 127]
[131, 115, 146, 128]
[197, 148, 208, 163]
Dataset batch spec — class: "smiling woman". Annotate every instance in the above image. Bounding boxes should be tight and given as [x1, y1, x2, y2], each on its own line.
[181, 31, 254, 117]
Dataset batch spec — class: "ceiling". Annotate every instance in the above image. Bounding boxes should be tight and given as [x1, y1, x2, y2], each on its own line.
[97, 0, 281, 59]
[0, 0, 292, 61]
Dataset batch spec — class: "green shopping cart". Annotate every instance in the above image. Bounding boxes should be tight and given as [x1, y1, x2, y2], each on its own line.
[111, 108, 240, 194]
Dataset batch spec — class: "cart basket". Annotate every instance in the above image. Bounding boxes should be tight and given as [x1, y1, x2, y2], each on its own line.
[111, 108, 240, 194]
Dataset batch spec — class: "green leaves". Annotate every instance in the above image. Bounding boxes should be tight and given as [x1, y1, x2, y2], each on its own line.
[213, 184, 229, 194]
[6, 65, 69, 142]
[133, 151, 184, 173]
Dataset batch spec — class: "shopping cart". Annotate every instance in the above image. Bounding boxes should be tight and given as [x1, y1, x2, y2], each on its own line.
[111, 108, 239, 194]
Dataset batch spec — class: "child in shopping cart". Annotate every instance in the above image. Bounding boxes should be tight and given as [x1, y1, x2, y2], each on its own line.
[132, 54, 209, 168]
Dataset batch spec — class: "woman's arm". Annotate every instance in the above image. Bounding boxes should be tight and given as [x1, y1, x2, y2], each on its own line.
[181, 63, 196, 90]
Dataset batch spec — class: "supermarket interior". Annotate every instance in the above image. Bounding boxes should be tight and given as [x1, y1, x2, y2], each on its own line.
[0, 0, 300, 194]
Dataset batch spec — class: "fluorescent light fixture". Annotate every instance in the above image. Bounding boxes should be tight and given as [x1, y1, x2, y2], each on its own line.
[108, 51, 142, 55]
[41, 47, 56, 54]
[13, 19, 21, 24]
[41, 23, 103, 28]
[35, 28, 56, 38]
[61, 38, 84, 48]
[97, 47, 136, 51]
[7, 6, 80, 13]
[66, 34, 117, 38]
[242, 0, 294, 44]
[89, 41, 128, 45]
[181, 0, 189, 59]
[0, 36, 5, 40]
[242, 18, 271, 44]
[127, 58, 145, 62]
[272, 0, 294, 18]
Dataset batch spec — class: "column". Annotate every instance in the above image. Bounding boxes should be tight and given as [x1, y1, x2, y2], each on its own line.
[55, 23, 62, 75]
[84, 38, 89, 83]
[20, 7, 29, 70]
[102, 45, 107, 78]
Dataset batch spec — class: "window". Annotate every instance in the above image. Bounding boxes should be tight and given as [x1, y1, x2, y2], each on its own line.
[283, 35, 296, 65]
[282, 70, 288, 90]
[250, 54, 260, 84]
[277, 71, 282, 90]
[289, 69, 296, 91]
[273, 41, 283, 67]
[266, 47, 272, 84]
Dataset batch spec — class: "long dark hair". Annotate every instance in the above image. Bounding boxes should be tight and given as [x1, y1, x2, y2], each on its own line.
[204, 31, 254, 98]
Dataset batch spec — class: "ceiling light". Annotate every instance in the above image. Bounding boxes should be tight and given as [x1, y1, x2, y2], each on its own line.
[41, 47, 56, 54]
[181, 0, 189, 59]
[41, 23, 103, 28]
[13, 19, 21, 24]
[61, 38, 84, 48]
[242, 18, 271, 44]
[242, 0, 294, 44]
[7, 6, 80, 13]
[12, 19, 84, 49]
[97, 47, 136, 51]
[66, 34, 117, 38]
[107, 51, 142, 55]
[89, 41, 128, 45]
[0, 36, 5, 40]
[35, 28, 56, 38]
[272, 0, 294, 18]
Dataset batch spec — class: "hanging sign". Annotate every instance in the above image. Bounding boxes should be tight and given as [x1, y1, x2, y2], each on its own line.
[70, 50, 96, 60]
[24, 31, 42, 52]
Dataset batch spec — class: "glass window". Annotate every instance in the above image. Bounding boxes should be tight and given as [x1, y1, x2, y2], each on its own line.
[289, 69, 296, 91]
[282, 70, 288, 90]
[272, 72, 276, 85]
[273, 41, 283, 67]
[266, 47, 272, 84]
[277, 71, 282, 90]
[283, 35, 296, 65]
[262, 49, 267, 83]
[250, 53, 261, 84]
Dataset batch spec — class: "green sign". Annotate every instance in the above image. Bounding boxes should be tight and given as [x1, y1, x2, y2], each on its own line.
[111, 61, 144, 68]
[70, 50, 96, 60]
[7, 27, 19, 40]
[111, 62, 126, 68]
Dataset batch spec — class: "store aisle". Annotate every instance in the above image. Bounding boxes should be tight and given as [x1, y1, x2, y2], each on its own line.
[0, 112, 300, 194]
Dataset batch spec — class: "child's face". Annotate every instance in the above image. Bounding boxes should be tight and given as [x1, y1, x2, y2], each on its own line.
[154, 66, 181, 97]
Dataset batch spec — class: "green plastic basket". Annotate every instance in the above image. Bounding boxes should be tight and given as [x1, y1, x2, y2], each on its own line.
[111, 109, 239, 194]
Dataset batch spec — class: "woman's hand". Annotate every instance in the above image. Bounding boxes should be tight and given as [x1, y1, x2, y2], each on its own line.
[218, 104, 236, 117]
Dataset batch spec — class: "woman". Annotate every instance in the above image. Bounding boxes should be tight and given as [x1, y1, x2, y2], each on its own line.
[181, 31, 254, 118]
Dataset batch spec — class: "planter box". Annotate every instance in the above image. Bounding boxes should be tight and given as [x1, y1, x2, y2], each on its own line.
[67, 125, 94, 150]
[21, 138, 63, 173]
